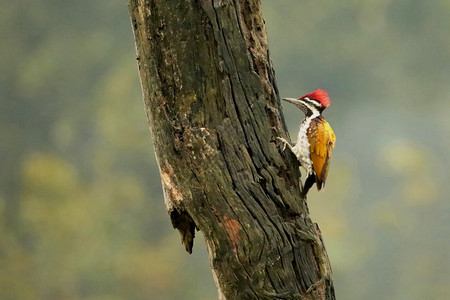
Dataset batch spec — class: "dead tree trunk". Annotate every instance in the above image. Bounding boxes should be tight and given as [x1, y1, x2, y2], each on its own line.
[128, 0, 335, 299]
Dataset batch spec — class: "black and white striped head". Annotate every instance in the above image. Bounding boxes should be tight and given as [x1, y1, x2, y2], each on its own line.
[282, 89, 330, 116]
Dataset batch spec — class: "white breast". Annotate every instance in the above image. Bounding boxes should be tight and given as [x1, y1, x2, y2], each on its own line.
[292, 112, 319, 175]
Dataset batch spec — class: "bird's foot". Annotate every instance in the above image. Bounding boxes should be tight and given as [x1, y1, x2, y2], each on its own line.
[276, 137, 290, 152]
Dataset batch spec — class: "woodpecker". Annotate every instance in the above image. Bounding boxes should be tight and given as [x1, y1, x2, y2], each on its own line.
[277, 89, 336, 196]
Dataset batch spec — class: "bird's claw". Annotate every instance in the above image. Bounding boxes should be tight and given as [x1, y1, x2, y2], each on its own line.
[276, 137, 289, 152]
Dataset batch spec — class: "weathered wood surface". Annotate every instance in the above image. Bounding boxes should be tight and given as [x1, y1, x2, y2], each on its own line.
[128, 0, 335, 298]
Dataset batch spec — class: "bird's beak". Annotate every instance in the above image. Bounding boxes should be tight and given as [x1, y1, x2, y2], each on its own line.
[282, 97, 301, 105]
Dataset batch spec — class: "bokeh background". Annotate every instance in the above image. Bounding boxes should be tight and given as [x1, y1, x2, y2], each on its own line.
[1, 0, 449, 299]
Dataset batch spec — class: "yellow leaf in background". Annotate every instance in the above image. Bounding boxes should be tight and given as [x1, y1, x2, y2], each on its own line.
[21, 152, 79, 197]
[381, 139, 431, 174]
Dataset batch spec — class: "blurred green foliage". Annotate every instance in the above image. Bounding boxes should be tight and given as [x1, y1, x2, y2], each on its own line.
[1, 0, 449, 299]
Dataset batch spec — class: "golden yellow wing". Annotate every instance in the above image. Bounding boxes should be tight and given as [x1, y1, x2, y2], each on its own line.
[308, 118, 336, 190]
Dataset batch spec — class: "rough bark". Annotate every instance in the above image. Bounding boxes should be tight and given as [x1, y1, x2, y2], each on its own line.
[127, 0, 335, 299]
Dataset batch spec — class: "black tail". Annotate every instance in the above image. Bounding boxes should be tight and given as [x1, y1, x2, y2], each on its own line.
[302, 174, 316, 197]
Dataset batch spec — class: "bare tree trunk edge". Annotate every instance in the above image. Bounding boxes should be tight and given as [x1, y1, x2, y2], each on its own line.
[127, 0, 335, 299]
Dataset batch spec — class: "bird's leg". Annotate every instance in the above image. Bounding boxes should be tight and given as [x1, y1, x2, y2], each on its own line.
[276, 137, 294, 153]
[276, 137, 305, 193]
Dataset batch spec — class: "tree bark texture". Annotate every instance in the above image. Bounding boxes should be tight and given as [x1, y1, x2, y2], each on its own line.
[128, 0, 335, 299]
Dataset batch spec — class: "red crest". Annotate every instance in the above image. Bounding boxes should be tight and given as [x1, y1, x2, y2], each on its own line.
[300, 89, 330, 107]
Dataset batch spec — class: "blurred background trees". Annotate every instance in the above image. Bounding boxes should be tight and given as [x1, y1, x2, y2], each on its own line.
[1, 0, 449, 299]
